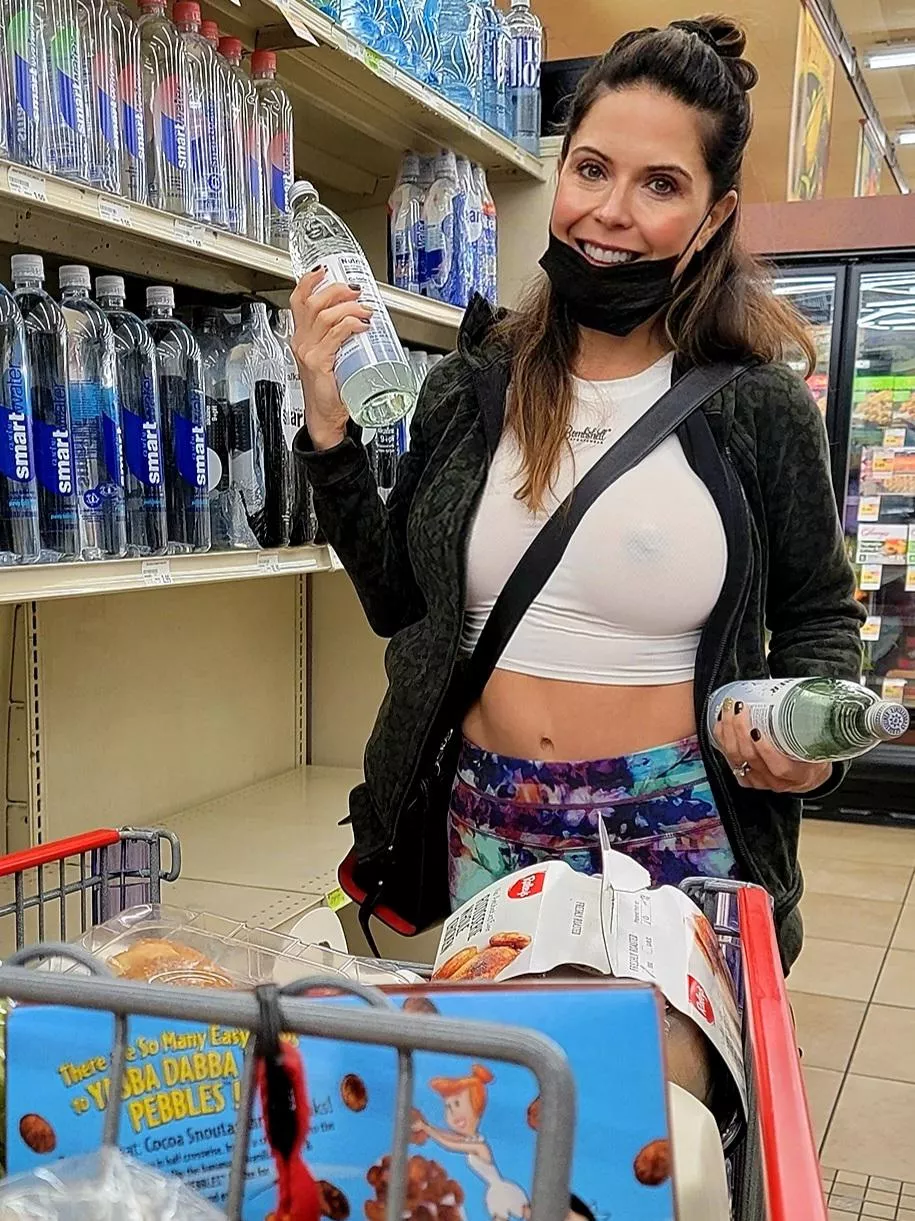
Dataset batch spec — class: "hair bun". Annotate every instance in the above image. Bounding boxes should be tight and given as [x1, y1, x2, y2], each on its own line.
[669, 15, 759, 91]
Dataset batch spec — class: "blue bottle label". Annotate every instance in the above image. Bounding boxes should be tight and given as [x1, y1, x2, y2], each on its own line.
[33, 382, 75, 496]
[0, 364, 35, 487]
[101, 386, 124, 487]
[123, 394, 163, 489]
[173, 404, 208, 490]
[510, 34, 541, 88]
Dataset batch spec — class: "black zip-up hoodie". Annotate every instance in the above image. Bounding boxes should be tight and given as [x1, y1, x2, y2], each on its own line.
[295, 296, 865, 969]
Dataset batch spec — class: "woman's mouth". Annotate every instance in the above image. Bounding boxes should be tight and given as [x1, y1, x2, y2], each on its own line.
[577, 240, 640, 266]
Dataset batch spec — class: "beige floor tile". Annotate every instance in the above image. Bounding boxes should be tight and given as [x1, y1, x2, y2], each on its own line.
[875, 950, 915, 1009]
[804, 1065, 843, 1148]
[789, 991, 867, 1071]
[852, 1005, 915, 1082]
[801, 819, 915, 867]
[823, 1075, 915, 1180]
[789, 938, 885, 1002]
[800, 892, 902, 947]
[802, 856, 913, 904]
[894, 903, 915, 952]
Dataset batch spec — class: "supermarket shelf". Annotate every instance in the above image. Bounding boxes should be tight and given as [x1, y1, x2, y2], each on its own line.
[0, 161, 464, 350]
[0, 545, 335, 605]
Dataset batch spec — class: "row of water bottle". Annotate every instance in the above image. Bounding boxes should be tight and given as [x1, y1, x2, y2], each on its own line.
[0, 0, 294, 246]
[329, 0, 542, 153]
[0, 257, 313, 563]
[388, 149, 497, 307]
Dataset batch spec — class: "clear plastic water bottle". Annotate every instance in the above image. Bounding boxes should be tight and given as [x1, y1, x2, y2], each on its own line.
[4, 0, 47, 169]
[272, 308, 310, 546]
[388, 151, 423, 296]
[251, 50, 293, 249]
[174, 2, 226, 228]
[145, 285, 210, 554]
[474, 161, 498, 302]
[44, 0, 89, 179]
[196, 308, 246, 550]
[138, 0, 192, 216]
[11, 254, 80, 562]
[218, 37, 264, 245]
[456, 154, 481, 303]
[506, 0, 541, 153]
[423, 149, 461, 305]
[404, 0, 434, 82]
[0, 282, 40, 565]
[708, 678, 910, 762]
[338, 0, 383, 46]
[289, 178, 416, 428]
[108, 0, 147, 203]
[371, 417, 407, 501]
[95, 275, 167, 557]
[59, 263, 126, 560]
[314, 0, 340, 17]
[202, 25, 244, 238]
[436, 0, 479, 112]
[480, 0, 509, 135]
[79, 0, 120, 193]
[377, 0, 410, 69]
[407, 347, 427, 390]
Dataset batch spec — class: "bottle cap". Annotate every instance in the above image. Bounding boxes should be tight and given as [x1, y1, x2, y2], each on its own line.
[200, 19, 219, 42]
[866, 700, 910, 741]
[401, 151, 421, 180]
[10, 254, 44, 281]
[173, 1, 200, 26]
[288, 179, 319, 209]
[251, 49, 276, 75]
[146, 285, 175, 309]
[96, 275, 126, 299]
[218, 35, 242, 58]
[58, 265, 91, 290]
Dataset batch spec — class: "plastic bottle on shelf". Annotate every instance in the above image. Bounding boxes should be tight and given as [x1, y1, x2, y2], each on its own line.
[251, 50, 294, 249]
[173, 2, 226, 228]
[3, 0, 47, 169]
[456, 154, 481, 303]
[58, 263, 126, 560]
[10, 254, 80, 562]
[408, 347, 427, 391]
[338, 0, 383, 47]
[197, 19, 246, 237]
[289, 178, 416, 428]
[80, 0, 121, 193]
[388, 150, 424, 296]
[43, 0, 89, 180]
[144, 285, 210, 554]
[474, 161, 498, 302]
[377, 0, 411, 69]
[95, 275, 167, 557]
[314, 0, 340, 17]
[272, 307, 310, 546]
[435, 0, 480, 113]
[422, 149, 461, 305]
[505, 0, 541, 153]
[405, 0, 435, 83]
[480, 0, 509, 135]
[108, 0, 147, 203]
[218, 36, 265, 245]
[0, 281, 40, 565]
[196, 308, 247, 549]
[137, 0, 193, 216]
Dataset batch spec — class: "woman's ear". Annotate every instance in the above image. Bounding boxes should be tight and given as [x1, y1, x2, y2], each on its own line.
[699, 189, 738, 250]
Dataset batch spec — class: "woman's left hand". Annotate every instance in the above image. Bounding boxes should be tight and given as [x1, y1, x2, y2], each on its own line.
[714, 700, 831, 794]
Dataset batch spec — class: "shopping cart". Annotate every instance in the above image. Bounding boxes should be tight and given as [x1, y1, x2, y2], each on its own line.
[0, 831, 826, 1221]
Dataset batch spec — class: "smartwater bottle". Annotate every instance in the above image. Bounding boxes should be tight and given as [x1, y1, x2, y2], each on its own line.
[475, 162, 498, 302]
[138, 0, 193, 216]
[251, 50, 293, 249]
[59, 264, 126, 560]
[273, 308, 310, 545]
[145, 285, 210, 553]
[203, 22, 245, 237]
[388, 151, 424, 295]
[80, 0, 121, 193]
[96, 275, 167, 557]
[218, 36, 264, 244]
[44, 0, 89, 179]
[4, 0, 47, 169]
[289, 179, 416, 428]
[423, 149, 460, 305]
[109, 0, 147, 203]
[0, 282, 40, 564]
[480, 0, 510, 135]
[174, 2, 226, 228]
[11, 254, 80, 561]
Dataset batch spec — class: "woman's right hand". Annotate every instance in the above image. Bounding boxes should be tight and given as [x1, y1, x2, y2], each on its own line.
[289, 269, 374, 450]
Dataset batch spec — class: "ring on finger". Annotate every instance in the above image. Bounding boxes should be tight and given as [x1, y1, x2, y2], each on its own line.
[732, 760, 752, 779]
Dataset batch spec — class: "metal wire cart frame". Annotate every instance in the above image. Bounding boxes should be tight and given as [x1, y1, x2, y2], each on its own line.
[0, 828, 828, 1221]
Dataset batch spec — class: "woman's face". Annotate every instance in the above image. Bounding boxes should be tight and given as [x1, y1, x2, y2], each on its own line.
[551, 85, 736, 276]
[444, 1088, 478, 1135]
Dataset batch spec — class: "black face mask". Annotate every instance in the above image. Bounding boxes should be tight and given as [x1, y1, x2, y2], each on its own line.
[538, 215, 711, 337]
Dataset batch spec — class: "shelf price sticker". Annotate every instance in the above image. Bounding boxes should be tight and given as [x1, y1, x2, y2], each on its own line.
[860, 563, 883, 590]
[882, 677, 908, 702]
[861, 615, 882, 642]
[6, 167, 47, 202]
[97, 196, 132, 227]
[173, 218, 207, 248]
[141, 558, 172, 587]
[257, 551, 281, 574]
[325, 886, 351, 913]
[907, 567, 915, 593]
[884, 427, 908, 450]
[858, 495, 882, 522]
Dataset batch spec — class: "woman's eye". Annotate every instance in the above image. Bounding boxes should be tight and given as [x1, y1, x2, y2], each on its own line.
[648, 176, 677, 196]
[577, 161, 605, 181]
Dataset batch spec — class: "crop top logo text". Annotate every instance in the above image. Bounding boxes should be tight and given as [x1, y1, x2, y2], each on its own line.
[567, 424, 610, 446]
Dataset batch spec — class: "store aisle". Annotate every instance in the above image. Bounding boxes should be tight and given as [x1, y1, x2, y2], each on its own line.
[791, 817, 915, 1219]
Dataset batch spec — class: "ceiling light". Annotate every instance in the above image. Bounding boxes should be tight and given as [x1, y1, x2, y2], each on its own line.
[898, 129, 915, 145]
[866, 45, 915, 70]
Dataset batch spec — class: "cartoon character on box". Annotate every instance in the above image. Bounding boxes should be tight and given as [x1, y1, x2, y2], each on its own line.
[412, 1065, 531, 1221]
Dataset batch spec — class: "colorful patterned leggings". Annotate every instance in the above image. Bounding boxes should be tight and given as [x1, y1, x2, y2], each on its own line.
[448, 734, 740, 910]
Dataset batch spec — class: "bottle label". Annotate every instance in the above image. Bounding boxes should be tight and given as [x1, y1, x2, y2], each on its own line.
[122, 376, 163, 488]
[8, 7, 40, 127]
[424, 213, 453, 291]
[118, 64, 142, 160]
[173, 406, 208, 489]
[91, 51, 117, 147]
[510, 34, 541, 88]
[101, 386, 124, 487]
[0, 365, 36, 495]
[153, 75, 188, 171]
[706, 678, 833, 762]
[312, 255, 408, 388]
[268, 129, 291, 214]
[283, 377, 304, 452]
[33, 382, 75, 496]
[49, 25, 85, 134]
[392, 218, 421, 296]
[189, 96, 223, 207]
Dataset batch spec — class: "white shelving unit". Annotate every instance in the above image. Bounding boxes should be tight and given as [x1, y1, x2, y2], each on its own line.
[0, 1, 553, 959]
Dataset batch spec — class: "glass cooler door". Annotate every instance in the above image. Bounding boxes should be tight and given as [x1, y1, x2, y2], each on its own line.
[772, 268, 843, 422]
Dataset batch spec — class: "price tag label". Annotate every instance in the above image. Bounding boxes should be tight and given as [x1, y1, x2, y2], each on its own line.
[882, 677, 907, 702]
[907, 566, 915, 593]
[858, 495, 882, 522]
[257, 551, 281, 574]
[325, 886, 351, 913]
[275, 0, 319, 44]
[860, 564, 883, 590]
[861, 615, 882, 641]
[884, 427, 907, 449]
[141, 558, 172, 587]
[364, 47, 397, 82]
[173, 218, 207, 248]
[7, 167, 47, 202]
[98, 196, 132, 226]
[327, 547, 344, 571]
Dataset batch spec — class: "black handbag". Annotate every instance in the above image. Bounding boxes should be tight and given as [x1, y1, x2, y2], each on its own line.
[340, 360, 748, 955]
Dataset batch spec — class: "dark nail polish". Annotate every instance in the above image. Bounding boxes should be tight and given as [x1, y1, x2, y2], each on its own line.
[734, 701, 744, 715]
[716, 709, 723, 722]
[347, 281, 361, 292]
[750, 728, 761, 742]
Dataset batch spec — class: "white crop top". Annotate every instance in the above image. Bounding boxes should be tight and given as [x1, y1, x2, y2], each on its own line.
[460, 353, 728, 685]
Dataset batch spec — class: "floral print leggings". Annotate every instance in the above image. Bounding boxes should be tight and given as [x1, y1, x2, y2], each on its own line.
[448, 734, 740, 910]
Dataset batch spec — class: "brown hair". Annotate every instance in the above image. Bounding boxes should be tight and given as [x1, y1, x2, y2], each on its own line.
[499, 16, 816, 511]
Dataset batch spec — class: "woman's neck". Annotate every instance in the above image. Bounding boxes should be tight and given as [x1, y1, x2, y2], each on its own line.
[573, 320, 672, 381]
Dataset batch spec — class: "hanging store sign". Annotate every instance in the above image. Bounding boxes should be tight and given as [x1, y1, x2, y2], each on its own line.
[787, 4, 836, 201]
[855, 120, 883, 197]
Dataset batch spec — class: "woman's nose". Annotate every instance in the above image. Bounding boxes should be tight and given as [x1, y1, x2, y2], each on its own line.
[591, 185, 634, 229]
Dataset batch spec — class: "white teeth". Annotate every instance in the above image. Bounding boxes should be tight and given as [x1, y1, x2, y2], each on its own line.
[582, 243, 636, 265]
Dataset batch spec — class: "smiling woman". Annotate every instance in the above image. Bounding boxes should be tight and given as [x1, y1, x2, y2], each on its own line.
[291, 15, 865, 971]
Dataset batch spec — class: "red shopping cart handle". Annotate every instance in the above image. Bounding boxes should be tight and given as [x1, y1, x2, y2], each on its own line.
[0, 829, 121, 877]
[738, 887, 828, 1221]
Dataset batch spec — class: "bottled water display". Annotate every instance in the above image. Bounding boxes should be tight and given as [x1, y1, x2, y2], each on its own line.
[4, 0, 46, 169]
[474, 159, 498, 302]
[45, 0, 89, 179]
[206, 26, 245, 238]
[145, 284, 210, 554]
[0, 280, 40, 564]
[251, 50, 293, 249]
[456, 154, 481, 303]
[479, 0, 509, 136]
[422, 148, 460, 305]
[138, 0, 193, 216]
[387, 149, 423, 296]
[96, 274, 167, 557]
[11, 254, 80, 561]
[272, 308, 311, 546]
[289, 178, 416, 428]
[59, 263, 126, 560]
[80, 0, 121, 193]
[505, 0, 541, 153]
[173, 2, 225, 227]
[436, 0, 479, 112]
[218, 36, 264, 244]
[338, 0, 383, 47]
[109, 0, 147, 203]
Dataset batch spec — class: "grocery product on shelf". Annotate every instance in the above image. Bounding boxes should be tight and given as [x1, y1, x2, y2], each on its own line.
[376, 0, 412, 70]
[138, 0, 193, 217]
[387, 149, 424, 295]
[506, 0, 542, 154]
[11, 254, 80, 562]
[423, 148, 461, 305]
[145, 284, 210, 554]
[0, 280, 40, 564]
[707, 677, 910, 762]
[197, 307, 245, 549]
[45, 0, 90, 179]
[289, 178, 416, 427]
[456, 153, 481, 305]
[218, 35, 265, 244]
[480, 0, 510, 135]
[436, 0, 480, 113]
[338, 0, 384, 47]
[273, 307, 312, 546]
[174, 1, 226, 228]
[475, 158, 498, 302]
[59, 263, 127, 559]
[108, 0, 148, 204]
[96, 274, 168, 557]
[4, 0, 46, 169]
[251, 49, 293, 249]
[81, 0, 121, 194]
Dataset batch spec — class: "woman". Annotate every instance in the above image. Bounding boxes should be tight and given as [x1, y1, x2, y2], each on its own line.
[291, 16, 864, 969]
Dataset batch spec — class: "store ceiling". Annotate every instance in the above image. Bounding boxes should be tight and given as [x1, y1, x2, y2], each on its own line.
[532, 0, 915, 201]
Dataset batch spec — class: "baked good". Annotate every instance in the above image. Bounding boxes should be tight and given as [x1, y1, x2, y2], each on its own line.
[488, 932, 531, 951]
[108, 937, 234, 988]
[433, 947, 478, 981]
[318, 1180, 351, 1221]
[18, 1113, 55, 1154]
[450, 945, 518, 981]
[633, 1138, 671, 1186]
[340, 1073, 368, 1112]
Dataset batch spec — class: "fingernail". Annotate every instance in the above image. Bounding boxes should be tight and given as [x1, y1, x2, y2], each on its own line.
[716, 709, 723, 722]
[750, 728, 761, 742]
[347, 281, 361, 292]
[734, 702, 744, 715]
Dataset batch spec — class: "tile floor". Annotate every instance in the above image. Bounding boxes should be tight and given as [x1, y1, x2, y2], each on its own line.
[792, 817, 915, 1219]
